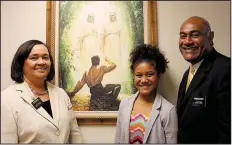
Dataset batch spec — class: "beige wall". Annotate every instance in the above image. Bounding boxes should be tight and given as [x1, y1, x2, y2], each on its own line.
[1, 1, 47, 90]
[1, 1, 230, 143]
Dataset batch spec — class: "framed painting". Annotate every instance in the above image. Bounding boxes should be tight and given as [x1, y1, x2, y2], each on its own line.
[46, 1, 158, 124]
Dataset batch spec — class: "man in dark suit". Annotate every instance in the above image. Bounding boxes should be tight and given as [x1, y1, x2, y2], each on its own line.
[176, 16, 231, 143]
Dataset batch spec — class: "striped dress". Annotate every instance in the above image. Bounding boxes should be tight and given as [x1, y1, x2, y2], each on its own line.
[129, 111, 150, 144]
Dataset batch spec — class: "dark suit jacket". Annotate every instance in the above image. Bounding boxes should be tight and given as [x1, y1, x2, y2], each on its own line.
[177, 48, 231, 144]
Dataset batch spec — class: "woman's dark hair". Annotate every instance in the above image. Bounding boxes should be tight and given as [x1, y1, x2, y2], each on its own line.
[129, 44, 169, 75]
[11, 40, 55, 83]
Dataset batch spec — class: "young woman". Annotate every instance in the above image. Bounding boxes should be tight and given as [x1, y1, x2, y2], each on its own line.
[115, 44, 178, 144]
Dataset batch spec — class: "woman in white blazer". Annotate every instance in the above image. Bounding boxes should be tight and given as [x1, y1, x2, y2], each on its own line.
[1, 40, 83, 143]
[115, 44, 178, 144]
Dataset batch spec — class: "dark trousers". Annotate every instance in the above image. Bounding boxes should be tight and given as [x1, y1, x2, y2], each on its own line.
[89, 83, 121, 111]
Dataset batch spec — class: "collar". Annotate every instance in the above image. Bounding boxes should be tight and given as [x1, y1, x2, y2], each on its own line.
[132, 91, 162, 110]
[15, 81, 53, 94]
[190, 59, 204, 75]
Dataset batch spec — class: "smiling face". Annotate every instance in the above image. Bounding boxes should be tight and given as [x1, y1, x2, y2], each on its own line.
[23, 44, 51, 81]
[134, 61, 159, 97]
[179, 17, 214, 64]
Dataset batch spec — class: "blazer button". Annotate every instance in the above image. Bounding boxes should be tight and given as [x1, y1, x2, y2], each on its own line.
[55, 130, 60, 136]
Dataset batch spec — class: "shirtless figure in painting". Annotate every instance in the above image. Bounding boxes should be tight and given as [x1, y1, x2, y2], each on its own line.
[67, 56, 121, 111]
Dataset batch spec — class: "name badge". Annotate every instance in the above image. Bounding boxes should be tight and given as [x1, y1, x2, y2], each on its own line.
[192, 96, 207, 107]
[32, 97, 43, 109]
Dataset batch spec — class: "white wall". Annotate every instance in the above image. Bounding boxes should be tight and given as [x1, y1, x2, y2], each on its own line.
[1, 1, 46, 90]
[1, 1, 230, 143]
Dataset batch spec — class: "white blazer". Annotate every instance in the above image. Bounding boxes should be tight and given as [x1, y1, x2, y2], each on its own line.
[115, 92, 178, 144]
[1, 82, 83, 143]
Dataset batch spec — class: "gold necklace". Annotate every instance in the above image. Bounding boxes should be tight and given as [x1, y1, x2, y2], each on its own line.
[30, 87, 48, 96]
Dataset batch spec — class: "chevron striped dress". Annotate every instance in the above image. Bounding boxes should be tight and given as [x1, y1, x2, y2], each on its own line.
[129, 111, 150, 144]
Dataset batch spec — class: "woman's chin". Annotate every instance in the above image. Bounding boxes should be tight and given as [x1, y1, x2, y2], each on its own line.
[35, 75, 47, 80]
[139, 90, 152, 96]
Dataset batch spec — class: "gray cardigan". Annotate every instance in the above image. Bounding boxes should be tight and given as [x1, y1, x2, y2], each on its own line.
[115, 92, 178, 143]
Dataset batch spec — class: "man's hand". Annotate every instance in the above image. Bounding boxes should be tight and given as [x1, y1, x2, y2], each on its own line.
[104, 56, 110, 62]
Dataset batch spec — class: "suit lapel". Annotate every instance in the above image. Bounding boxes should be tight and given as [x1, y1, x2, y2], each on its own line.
[179, 49, 216, 108]
[47, 82, 59, 128]
[177, 71, 188, 110]
[184, 70, 205, 98]
[143, 92, 161, 143]
[16, 82, 58, 129]
[180, 68, 207, 108]
[124, 93, 138, 143]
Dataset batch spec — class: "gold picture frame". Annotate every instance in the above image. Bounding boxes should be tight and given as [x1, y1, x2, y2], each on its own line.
[46, 1, 158, 124]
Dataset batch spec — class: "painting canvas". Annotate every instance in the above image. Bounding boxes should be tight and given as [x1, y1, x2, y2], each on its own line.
[46, 1, 157, 119]
[58, 1, 143, 110]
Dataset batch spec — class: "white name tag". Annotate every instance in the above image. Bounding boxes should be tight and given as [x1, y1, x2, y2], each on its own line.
[192, 96, 207, 107]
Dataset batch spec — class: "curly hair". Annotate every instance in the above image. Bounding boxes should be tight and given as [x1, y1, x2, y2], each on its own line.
[129, 44, 169, 75]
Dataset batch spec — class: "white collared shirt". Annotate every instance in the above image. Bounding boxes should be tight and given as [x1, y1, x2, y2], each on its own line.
[190, 59, 204, 75]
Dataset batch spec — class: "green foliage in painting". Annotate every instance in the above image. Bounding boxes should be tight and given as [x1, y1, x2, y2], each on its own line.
[59, 1, 84, 89]
[124, 1, 144, 46]
[116, 1, 144, 95]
